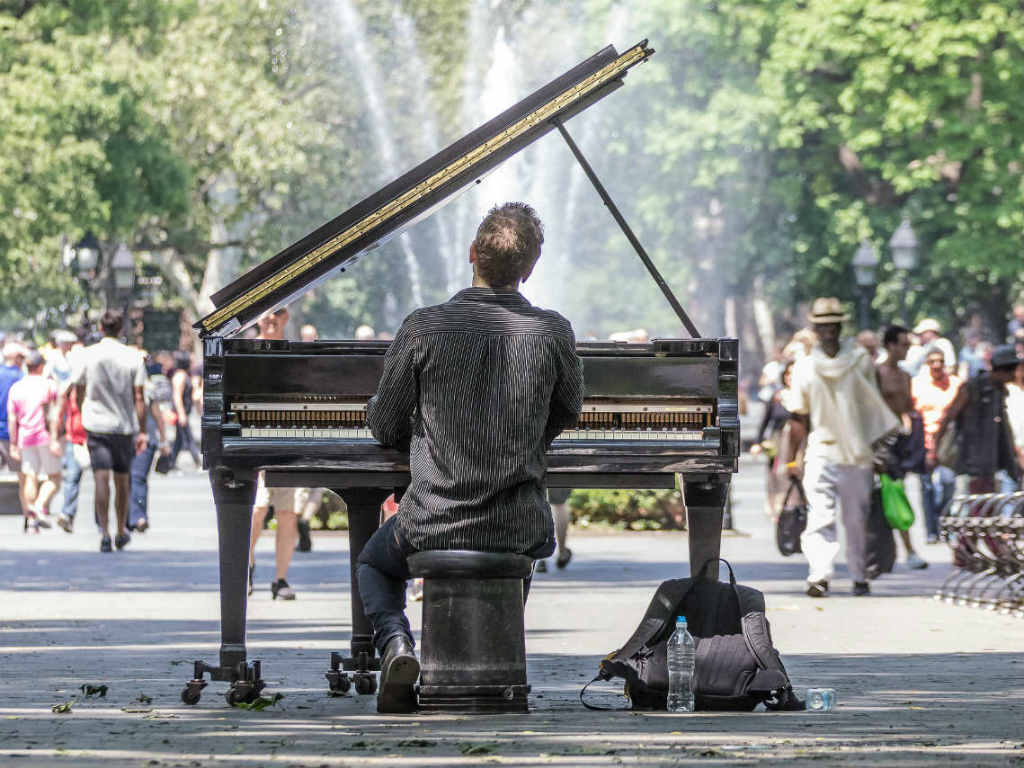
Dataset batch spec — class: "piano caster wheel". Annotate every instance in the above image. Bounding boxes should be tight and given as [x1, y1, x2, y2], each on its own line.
[353, 672, 377, 695]
[326, 670, 352, 695]
[181, 680, 206, 705]
[226, 681, 264, 707]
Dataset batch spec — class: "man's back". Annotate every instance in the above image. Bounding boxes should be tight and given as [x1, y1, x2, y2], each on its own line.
[367, 287, 583, 554]
[73, 338, 145, 435]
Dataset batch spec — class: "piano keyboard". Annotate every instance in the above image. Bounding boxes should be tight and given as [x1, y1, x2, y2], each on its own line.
[238, 426, 704, 442]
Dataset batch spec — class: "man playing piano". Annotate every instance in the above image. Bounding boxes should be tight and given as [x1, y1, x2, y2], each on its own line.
[358, 202, 584, 712]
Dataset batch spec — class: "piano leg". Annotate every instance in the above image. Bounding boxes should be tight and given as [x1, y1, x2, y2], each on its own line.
[325, 487, 389, 696]
[181, 469, 264, 706]
[684, 473, 731, 581]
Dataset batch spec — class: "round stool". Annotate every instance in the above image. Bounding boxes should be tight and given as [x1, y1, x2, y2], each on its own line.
[408, 550, 533, 713]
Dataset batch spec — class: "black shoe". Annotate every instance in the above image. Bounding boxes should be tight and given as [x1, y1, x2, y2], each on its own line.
[853, 581, 870, 596]
[806, 579, 829, 598]
[377, 635, 419, 714]
[271, 578, 296, 600]
[248, 565, 255, 597]
[114, 532, 131, 550]
[535, 559, 548, 573]
[296, 519, 312, 552]
[100, 536, 113, 553]
[556, 548, 573, 569]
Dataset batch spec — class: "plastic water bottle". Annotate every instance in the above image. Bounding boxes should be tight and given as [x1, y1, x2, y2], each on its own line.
[666, 616, 696, 712]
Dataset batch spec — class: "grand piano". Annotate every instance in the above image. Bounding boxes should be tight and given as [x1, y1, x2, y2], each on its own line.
[183, 40, 739, 705]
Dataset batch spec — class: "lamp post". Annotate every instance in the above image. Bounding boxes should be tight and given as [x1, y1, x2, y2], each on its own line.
[853, 240, 879, 330]
[111, 242, 136, 341]
[889, 218, 918, 324]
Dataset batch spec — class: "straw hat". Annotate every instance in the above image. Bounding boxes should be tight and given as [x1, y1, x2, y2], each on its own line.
[913, 318, 942, 335]
[806, 297, 848, 324]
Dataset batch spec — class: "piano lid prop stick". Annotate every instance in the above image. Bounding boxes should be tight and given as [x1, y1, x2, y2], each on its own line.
[551, 117, 702, 340]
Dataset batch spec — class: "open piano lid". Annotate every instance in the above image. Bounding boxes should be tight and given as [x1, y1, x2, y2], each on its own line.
[196, 41, 654, 338]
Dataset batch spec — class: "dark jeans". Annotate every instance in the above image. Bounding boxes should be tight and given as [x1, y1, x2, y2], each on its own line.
[61, 441, 83, 520]
[356, 516, 553, 654]
[129, 442, 157, 528]
[919, 466, 954, 539]
[171, 419, 200, 469]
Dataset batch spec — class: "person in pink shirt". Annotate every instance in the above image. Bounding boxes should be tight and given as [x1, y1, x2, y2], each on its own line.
[7, 351, 62, 531]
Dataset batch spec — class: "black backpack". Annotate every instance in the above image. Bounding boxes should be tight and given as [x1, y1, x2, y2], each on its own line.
[581, 559, 803, 711]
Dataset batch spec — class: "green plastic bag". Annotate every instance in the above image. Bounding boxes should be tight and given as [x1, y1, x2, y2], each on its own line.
[879, 474, 914, 531]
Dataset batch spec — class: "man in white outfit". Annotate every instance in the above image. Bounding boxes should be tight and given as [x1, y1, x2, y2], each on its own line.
[784, 298, 899, 597]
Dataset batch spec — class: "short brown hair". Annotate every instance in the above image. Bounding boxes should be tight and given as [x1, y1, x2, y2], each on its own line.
[472, 202, 544, 288]
[99, 309, 123, 337]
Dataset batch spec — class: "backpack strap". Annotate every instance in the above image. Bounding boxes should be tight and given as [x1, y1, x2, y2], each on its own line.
[580, 673, 629, 711]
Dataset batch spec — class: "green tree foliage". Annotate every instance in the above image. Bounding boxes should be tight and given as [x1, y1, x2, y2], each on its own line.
[2, 0, 1022, 346]
[0, 0, 189, 325]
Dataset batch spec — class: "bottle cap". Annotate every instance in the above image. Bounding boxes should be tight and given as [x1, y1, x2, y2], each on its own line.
[676, 616, 687, 626]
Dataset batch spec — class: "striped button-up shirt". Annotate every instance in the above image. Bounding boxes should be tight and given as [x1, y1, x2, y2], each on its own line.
[366, 287, 584, 554]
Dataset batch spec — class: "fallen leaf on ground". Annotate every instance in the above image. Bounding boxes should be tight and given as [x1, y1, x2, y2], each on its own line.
[52, 700, 74, 714]
[459, 743, 496, 755]
[230, 693, 284, 711]
[397, 739, 435, 747]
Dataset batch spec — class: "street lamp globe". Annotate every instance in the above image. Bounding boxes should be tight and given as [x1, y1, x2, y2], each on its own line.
[112, 242, 136, 295]
[889, 218, 918, 270]
[853, 240, 879, 287]
[73, 233, 101, 275]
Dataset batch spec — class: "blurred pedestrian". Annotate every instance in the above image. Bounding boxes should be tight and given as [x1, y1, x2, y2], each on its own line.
[875, 325, 927, 569]
[757, 342, 787, 404]
[6, 351, 61, 531]
[51, 377, 88, 533]
[294, 322, 320, 552]
[68, 310, 148, 552]
[906, 319, 956, 377]
[248, 307, 299, 600]
[43, 330, 77, 387]
[751, 359, 795, 517]
[936, 344, 1022, 494]
[128, 356, 172, 532]
[1005, 360, 1024, 488]
[784, 298, 899, 598]
[169, 350, 200, 470]
[912, 349, 961, 543]
[1007, 303, 1024, 341]
[1, 342, 26, 474]
[856, 330, 881, 364]
[535, 488, 572, 572]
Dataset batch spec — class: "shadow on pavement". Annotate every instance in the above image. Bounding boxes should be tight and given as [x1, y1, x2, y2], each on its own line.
[0, 626, 1021, 766]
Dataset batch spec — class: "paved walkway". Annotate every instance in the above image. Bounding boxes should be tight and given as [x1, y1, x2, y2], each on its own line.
[0, 459, 1022, 766]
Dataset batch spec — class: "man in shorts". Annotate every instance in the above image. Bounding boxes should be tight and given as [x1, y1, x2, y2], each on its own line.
[68, 310, 147, 552]
[247, 307, 300, 600]
[6, 351, 61, 530]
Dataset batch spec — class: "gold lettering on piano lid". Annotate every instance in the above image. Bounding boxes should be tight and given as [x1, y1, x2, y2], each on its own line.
[202, 42, 652, 333]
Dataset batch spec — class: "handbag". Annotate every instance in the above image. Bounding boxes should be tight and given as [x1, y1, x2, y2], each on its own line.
[154, 452, 173, 475]
[864, 484, 896, 579]
[580, 558, 803, 712]
[775, 478, 808, 557]
[879, 473, 914, 531]
[935, 423, 958, 469]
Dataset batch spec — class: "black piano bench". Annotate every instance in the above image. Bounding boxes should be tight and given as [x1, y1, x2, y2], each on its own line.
[408, 550, 534, 714]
